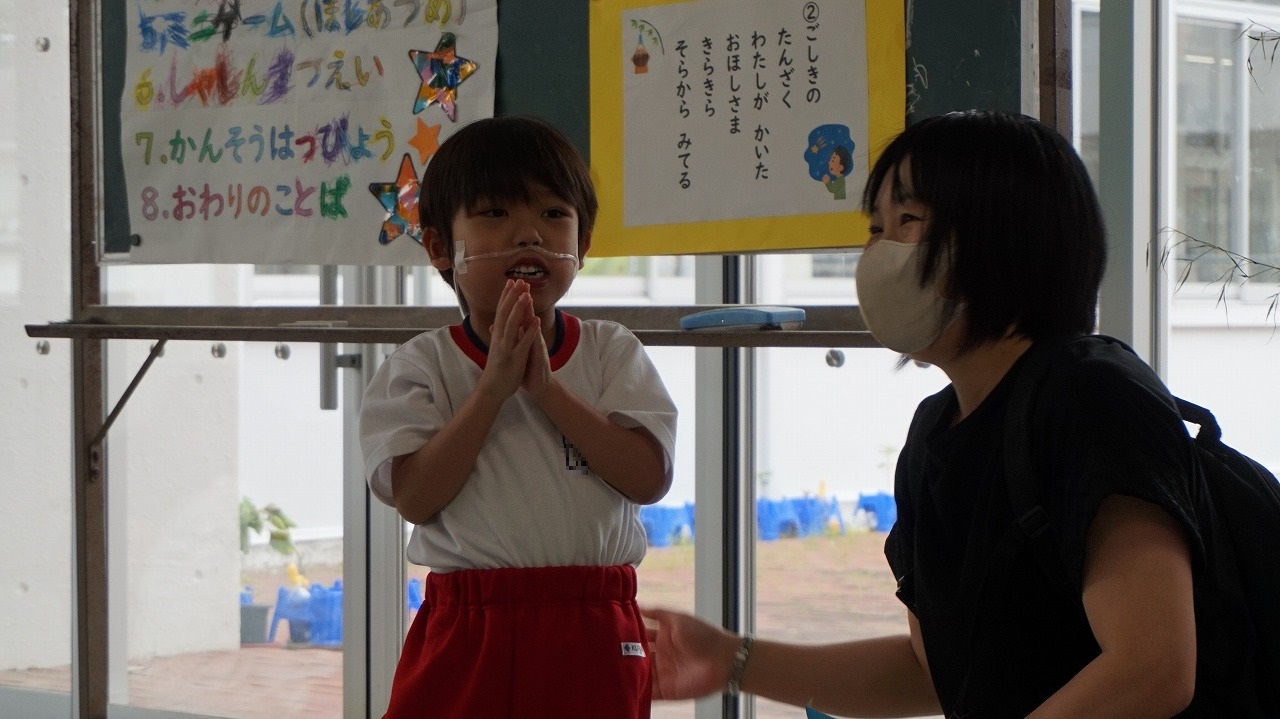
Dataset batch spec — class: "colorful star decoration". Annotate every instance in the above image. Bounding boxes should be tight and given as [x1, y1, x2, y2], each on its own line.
[368, 153, 422, 246]
[408, 118, 443, 165]
[409, 32, 477, 122]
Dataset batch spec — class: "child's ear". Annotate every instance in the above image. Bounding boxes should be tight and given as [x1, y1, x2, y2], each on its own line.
[424, 227, 451, 270]
[577, 231, 593, 269]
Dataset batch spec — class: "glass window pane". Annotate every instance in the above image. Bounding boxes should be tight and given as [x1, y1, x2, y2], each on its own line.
[569, 254, 697, 305]
[97, 265, 345, 718]
[636, 342, 698, 719]
[752, 253, 948, 717]
[1166, 10, 1280, 483]
[1248, 21, 1280, 271]
[1077, 10, 1101, 182]
[1077, 3, 1280, 517]
[1176, 19, 1240, 282]
[752, 348, 950, 719]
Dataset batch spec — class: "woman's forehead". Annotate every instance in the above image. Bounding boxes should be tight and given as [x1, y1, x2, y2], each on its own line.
[872, 159, 918, 210]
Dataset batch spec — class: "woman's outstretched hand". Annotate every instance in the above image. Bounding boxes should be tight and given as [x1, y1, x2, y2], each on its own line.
[643, 607, 739, 701]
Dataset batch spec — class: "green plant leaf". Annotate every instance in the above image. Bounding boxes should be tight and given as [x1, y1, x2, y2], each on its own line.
[268, 529, 296, 556]
[239, 497, 262, 553]
[264, 504, 297, 529]
[240, 498, 263, 532]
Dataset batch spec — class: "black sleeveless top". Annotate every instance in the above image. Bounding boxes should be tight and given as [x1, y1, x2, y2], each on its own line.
[885, 335, 1266, 717]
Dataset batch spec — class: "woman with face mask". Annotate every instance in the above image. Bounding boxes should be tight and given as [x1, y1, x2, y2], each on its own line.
[643, 110, 1269, 718]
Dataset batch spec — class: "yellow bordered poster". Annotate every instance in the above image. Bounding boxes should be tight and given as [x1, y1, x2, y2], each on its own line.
[589, 0, 904, 256]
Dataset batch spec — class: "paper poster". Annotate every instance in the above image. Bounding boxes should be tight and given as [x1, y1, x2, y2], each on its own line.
[589, 0, 904, 256]
[120, 0, 496, 265]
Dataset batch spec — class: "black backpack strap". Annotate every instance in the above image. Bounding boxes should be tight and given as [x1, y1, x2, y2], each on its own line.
[950, 337, 1080, 714]
[1172, 396, 1280, 706]
[1173, 396, 1222, 444]
[1001, 336, 1079, 594]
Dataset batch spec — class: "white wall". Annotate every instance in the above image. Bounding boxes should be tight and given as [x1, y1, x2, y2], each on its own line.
[237, 339, 345, 542]
[236, 273, 345, 545]
[106, 265, 245, 658]
[1168, 297, 1280, 475]
[0, 3, 73, 672]
[759, 346, 949, 502]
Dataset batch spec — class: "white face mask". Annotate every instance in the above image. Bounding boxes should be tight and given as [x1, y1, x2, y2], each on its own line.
[855, 240, 961, 354]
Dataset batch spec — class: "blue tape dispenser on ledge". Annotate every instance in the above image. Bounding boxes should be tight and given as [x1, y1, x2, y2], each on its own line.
[679, 306, 806, 331]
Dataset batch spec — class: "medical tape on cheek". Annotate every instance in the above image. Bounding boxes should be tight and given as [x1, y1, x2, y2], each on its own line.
[453, 240, 468, 275]
[454, 244, 578, 273]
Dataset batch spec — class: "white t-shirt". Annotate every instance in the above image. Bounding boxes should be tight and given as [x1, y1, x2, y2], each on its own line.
[360, 312, 678, 572]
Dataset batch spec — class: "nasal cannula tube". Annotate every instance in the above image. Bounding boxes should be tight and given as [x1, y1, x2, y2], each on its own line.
[453, 242, 578, 275]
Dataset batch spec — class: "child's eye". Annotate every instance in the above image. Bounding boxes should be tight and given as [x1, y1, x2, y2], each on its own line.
[476, 208, 507, 218]
[900, 213, 921, 224]
[868, 225, 883, 235]
[543, 208, 572, 219]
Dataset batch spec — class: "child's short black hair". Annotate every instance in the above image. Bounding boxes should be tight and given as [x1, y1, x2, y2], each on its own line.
[420, 115, 598, 298]
[831, 145, 852, 176]
[862, 110, 1106, 350]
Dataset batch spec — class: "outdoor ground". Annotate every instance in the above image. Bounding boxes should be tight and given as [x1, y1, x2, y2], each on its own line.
[0, 531, 908, 719]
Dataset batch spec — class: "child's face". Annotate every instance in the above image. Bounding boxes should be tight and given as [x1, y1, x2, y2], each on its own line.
[436, 183, 586, 320]
[828, 151, 844, 176]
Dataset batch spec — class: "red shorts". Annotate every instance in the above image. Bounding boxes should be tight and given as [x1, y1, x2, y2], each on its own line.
[382, 565, 652, 719]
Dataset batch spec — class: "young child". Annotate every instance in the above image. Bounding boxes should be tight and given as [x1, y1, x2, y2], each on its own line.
[822, 145, 852, 200]
[359, 115, 678, 718]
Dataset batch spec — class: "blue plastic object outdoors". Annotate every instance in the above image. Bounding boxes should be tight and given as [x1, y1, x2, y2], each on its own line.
[679, 306, 806, 331]
[793, 496, 845, 536]
[642, 498, 845, 545]
[758, 497, 846, 540]
[639, 505, 694, 547]
[757, 498, 803, 541]
[268, 585, 313, 644]
[256, 578, 431, 649]
[856, 492, 897, 532]
[308, 580, 343, 648]
[407, 577, 424, 611]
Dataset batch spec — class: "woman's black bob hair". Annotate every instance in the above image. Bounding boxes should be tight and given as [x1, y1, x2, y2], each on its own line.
[861, 110, 1107, 350]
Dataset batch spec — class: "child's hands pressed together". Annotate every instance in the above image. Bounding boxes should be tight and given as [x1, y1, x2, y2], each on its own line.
[476, 279, 542, 403]
[519, 309, 555, 401]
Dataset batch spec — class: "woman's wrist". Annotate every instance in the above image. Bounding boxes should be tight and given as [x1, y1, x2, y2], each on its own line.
[725, 633, 755, 696]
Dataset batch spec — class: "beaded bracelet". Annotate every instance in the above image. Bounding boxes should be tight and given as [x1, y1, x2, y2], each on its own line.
[726, 634, 755, 696]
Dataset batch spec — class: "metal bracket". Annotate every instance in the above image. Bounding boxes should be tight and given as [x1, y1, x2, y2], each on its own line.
[321, 347, 363, 410]
[86, 339, 168, 475]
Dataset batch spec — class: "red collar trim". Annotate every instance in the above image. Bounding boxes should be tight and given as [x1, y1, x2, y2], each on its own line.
[550, 312, 580, 371]
[449, 323, 489, 368]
